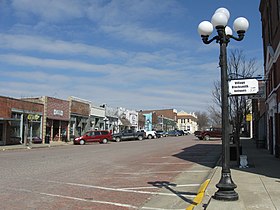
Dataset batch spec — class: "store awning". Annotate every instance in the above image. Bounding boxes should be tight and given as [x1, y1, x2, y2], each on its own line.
[120, 118, 131, 126]
[0, 118, 20, 121]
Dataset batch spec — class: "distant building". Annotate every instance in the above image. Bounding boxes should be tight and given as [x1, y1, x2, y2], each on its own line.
[177, 111, 198, 134]
[141, 109, 178, 131]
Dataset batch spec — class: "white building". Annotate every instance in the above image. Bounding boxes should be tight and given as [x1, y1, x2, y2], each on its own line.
[176, 111, 198, 134]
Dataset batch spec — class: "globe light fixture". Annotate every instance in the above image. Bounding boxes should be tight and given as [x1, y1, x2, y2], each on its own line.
[197, 7, 249, 201]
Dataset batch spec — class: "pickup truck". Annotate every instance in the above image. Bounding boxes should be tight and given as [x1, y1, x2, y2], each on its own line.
[140, 130, 157, 139]
[112, 130, 146, 142]
[196, 127, 222, 141]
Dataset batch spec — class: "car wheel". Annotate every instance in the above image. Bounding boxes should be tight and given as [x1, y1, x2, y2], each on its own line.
[80, 139, 85, 145]
[204, 135, 210, 141]
[115, 137, 121, 142]
[138, 136, 143, 141]
[148, 135, 152, 139]
[102, 138, 108, 144]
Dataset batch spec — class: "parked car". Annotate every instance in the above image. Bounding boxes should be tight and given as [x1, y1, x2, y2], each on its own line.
[155, 130, 166, 138]
[112, 130, 146, 142]
[140, 130, 157, 139]
[176, 130, 184, 136]
[196, 127, 222, 141]
[194, 130, 201, 137]
[30, 136, 43, 144]
[167, 130, 181, 136]
[74, 130, 112, 145]
[183, 130, 191, 135]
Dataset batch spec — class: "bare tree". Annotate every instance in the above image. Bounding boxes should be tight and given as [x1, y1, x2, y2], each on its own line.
[210, 49, 258, 165]
[208, 80, 222, 127]
[195, 111, 210, 130]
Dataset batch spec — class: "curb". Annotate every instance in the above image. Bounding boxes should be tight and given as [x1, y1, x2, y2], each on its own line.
[186, 155, 222, 210]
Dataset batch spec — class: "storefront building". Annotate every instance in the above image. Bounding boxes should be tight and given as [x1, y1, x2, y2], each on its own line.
[90, 105, 106, 130]
[68, 97, 91, 139]
[24, 96, 70, 143]
[260, 0, 280, 157]
[0, 96, 43, 145]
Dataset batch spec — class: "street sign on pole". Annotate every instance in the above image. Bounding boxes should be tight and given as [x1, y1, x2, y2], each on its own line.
[228, 79, 259, 96]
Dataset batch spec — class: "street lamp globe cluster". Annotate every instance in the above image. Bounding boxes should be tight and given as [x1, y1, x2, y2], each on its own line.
[197, 8, 249, 201]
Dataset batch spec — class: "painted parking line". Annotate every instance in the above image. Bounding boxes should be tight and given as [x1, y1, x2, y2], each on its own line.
[120, 183, 200, 190]
[143, 162, 192, 165]
[45, 180, 196, 198]
[6, 187, 139, 209]
[116, 170, 209, 175]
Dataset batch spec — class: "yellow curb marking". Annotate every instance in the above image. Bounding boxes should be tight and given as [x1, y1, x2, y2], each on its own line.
[186, 179, 210, 210]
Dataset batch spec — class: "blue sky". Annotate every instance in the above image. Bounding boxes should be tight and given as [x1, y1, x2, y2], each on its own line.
[0, 0, 263, 113]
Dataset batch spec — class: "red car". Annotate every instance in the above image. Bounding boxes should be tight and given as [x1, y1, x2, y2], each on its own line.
[74, 130, 112, 145]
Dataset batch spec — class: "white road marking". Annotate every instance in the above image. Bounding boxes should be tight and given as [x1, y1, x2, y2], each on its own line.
[120, 184, 200, 190]
[7, 187, 139, 209]
[143, 162, 192, 165]
[141, 207, 185, 210]
[46, 180, 196, 198]
[116, 170, 209, 175]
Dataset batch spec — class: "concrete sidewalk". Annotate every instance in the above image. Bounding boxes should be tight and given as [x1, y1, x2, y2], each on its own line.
[0, 141, 71, 151]
[197, 138, 280, 210]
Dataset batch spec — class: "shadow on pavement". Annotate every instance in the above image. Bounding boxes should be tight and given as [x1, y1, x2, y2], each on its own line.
[147, 181, 195, 204]
[231, 138, 280, 180]
[172, 142, 222, 168]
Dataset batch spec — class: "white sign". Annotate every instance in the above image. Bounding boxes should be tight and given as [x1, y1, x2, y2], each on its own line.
[54, 109, 64, 116]
[229, 79, 259, 95]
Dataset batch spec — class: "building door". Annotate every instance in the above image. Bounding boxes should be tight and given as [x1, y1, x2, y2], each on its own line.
[269, 117, 274, 155]
[0, 123, 4, 145]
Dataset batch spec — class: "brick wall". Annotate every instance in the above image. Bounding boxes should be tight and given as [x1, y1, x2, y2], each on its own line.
[46, 97, 70, 120]
[0, 96, 43, 118]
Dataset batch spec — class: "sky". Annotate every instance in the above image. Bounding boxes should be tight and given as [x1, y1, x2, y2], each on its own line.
[0, 0, 263, 113]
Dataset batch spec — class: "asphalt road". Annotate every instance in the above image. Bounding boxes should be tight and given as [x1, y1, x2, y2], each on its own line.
[0, 135, 221, 210]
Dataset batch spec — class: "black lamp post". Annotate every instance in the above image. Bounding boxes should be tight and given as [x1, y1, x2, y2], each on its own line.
[198, 7, 249, 201]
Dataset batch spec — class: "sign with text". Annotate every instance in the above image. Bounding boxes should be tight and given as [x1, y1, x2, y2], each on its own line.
[229, 79, 259, 96]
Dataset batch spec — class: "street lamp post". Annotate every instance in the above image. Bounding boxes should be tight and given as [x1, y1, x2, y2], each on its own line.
[198, 7, 249, 201]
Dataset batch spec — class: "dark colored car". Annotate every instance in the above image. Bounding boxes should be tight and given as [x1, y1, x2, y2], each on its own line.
[167, 130, 180, 136]
[176, 130, 184, 136]
[74, 130, 112, 145]
[30, 136, 43, 144]
[155, 130, 165, 138]
[112, 130, 146, 142]
[196, 127, 222, 141]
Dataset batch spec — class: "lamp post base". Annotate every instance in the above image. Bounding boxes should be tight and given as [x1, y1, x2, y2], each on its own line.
[213, 172, 239, 201]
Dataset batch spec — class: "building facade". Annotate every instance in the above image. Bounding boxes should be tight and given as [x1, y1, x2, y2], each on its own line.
[260, 0, 280, 157]
[177, 111, 198, 134]
[68, 96, 91, 139]
[0, 96, 44, 145]
[141, 109, 177, 131]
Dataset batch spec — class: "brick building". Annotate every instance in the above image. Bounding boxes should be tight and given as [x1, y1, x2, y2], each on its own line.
[141, 109, 177, 131]
[23, 96, 70, 143]
[259, 0, 280, 157]
[0, 96, 44, 145]
[68, 96, 91, 138]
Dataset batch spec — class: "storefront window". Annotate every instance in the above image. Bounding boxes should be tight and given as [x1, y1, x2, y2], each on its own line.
[10, 120, 21, 137]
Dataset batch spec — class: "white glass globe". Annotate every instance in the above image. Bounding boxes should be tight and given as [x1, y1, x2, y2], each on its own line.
[215, 7, 230, 20]
[233, 17, 249, 32]
[198, 21, 213, 36]
[211, 12, 228, 27]
[225, 26, 233, 36]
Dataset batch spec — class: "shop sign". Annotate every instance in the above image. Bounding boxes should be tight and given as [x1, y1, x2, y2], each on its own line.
[27, 114, 40, 121]
[54, 109, 64, 116]
[229, 79, 259, 95]
[246, 114, 252, 122]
